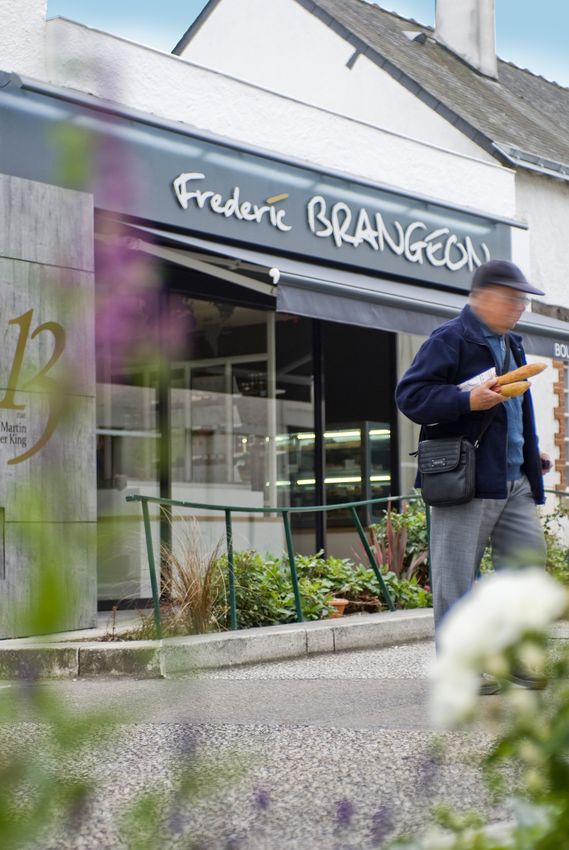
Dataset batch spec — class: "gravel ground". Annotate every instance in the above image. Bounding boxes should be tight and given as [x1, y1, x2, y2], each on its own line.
[0, 640, 513, 850]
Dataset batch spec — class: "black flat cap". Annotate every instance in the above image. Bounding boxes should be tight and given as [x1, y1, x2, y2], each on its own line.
[471, 260, 545, 296]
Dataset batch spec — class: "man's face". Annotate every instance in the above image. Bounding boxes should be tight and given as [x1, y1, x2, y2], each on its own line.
[472, 285, 529, 334]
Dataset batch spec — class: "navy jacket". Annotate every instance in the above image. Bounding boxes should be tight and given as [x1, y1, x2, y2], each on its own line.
[396, 305, 544, 504]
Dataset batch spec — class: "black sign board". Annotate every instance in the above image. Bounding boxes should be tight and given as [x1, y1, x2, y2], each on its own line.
[0, 79, 513, 291]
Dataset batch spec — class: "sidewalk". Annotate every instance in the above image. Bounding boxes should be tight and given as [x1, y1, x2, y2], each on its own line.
[0, 609, 435, 679]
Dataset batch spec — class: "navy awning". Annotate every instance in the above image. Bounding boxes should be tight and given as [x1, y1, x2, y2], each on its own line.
[118, 223, 569, 359]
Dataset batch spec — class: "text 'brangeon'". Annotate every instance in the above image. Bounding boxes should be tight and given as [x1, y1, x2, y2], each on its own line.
[173, 172, 491, 273]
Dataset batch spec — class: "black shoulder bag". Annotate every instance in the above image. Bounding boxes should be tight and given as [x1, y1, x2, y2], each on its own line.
[416, 336, 510, 508]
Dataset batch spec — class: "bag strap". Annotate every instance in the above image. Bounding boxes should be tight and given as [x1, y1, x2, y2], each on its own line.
[473, 333, 511, 449]
[413, 334, 511, 455]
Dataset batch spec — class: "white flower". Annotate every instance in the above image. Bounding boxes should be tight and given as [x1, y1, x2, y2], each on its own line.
[430, 658, 480, 727]
[517, 640, 547, 673]
[483, 653, 510, 678]
[505, 687, 537, 719]
[439, 569, 567, 660]
[430, 569, 568, 728]
[518, 739, 544, 766]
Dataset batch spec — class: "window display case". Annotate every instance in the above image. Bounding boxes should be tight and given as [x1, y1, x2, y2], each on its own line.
[278, 422, 391, 527]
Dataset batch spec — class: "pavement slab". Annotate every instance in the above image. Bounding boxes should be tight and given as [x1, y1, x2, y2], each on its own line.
[0, 640, 514, 850]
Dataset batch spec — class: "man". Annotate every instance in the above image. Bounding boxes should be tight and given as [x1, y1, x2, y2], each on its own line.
[396, 260, 549, 693]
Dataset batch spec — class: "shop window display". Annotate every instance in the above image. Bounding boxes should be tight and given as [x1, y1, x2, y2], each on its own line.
[95, 274, 397, 601]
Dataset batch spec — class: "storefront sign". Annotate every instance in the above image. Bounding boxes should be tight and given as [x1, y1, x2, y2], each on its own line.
[173, 169, 491, 276]
[554, 342, 569, 360]
[0, 79, 513, 291]
[173, 173, 292, 232]
[169, 164, 504, 289]
[305, 197, 489, 272]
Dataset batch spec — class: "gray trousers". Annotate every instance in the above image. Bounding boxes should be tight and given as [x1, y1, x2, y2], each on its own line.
[429, 475, 546, 633]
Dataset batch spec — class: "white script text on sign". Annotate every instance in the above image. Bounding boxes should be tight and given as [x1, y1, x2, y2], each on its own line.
[172, 172, 491, 274]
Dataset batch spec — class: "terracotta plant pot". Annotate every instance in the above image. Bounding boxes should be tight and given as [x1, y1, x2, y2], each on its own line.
[328, 597, 350, 618]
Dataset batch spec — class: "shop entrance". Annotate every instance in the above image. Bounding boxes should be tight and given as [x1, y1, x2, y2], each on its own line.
[291, 321, 397, 558]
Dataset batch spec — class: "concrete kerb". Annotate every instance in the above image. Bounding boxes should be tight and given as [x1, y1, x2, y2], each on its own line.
[0, 609, 435, 679]
[0, 646, 80, 680]
[161, 608, 435, 675]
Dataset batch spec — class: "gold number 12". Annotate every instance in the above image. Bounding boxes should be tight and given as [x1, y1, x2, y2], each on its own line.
[0, 309, 67, 464]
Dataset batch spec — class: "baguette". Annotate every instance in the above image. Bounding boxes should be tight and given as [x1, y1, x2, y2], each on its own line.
[495, 362, 546, 386]
[498, 380, 530, 398]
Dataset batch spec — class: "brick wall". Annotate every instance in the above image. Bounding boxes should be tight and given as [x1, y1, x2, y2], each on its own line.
[553, 359, 566, 488]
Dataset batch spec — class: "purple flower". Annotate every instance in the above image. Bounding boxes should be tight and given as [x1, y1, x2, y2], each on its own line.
[177, 724, 198, 759]
[167, 810, 186, 835]
[415, 753, 442, 797]
[369, 804, 394, 846]
[335, 797, 355, 827]
[187, 839, 211, 850]
[64, 786, 92, 834]
[95, 225, 189, 375]
[254, 788, 271, 811]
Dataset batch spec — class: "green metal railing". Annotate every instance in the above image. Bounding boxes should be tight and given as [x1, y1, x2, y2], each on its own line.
[127, 487, 569, 639]
[126, 492, 428, 638]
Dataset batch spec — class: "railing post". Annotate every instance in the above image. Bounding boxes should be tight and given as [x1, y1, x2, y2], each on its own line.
[142, 498, 162, 638]
[350, 506, 395, 612]
[282, 510, 303, 622]
[225, 509, 238, 630]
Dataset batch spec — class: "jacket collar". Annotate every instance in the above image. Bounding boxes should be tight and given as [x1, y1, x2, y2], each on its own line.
[460, 304, 523, 349]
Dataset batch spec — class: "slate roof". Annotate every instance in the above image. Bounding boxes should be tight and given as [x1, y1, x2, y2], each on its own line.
[298, 0, 569, 175]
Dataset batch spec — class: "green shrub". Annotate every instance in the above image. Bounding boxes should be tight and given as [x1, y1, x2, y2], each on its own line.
[214, 549, 432, 630]
[379, 570, 432, 608]
[219, 551, 291, 629]
[213, 551, 334, 629]
[542, 501, 569, 582]
[117, 545, 434, 638]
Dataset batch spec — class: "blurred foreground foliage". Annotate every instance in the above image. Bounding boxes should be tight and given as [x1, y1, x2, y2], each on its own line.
[389, 567, 569, 850]
[0, 523, 236, 850]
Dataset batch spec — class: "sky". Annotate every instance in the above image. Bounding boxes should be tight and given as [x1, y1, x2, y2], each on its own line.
[46, 0, 569, 87]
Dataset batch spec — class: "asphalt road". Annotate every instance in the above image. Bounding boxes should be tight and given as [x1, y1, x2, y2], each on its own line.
[0, 641, 510, 850]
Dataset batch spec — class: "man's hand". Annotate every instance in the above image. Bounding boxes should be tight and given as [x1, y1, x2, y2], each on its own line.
[469, 380, 505, 411]
[540, 452, 552, 475]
